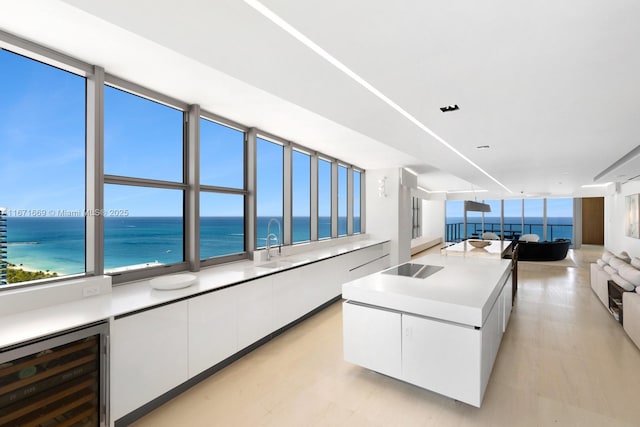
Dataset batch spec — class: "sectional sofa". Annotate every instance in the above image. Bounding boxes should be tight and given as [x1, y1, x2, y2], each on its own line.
[590, 250, 640, 350]
[517, 238, 571, 261]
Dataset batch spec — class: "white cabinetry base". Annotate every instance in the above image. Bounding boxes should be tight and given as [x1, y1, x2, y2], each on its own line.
[343, 302, 401, 378]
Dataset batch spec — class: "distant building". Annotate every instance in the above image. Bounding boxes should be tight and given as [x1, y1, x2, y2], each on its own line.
[0, 207, 7, 285]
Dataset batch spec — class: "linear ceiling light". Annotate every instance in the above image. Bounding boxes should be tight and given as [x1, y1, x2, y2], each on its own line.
[581, 182, 612, 188]
[243, 0, 512, 194]
[447, 189, 489, 194]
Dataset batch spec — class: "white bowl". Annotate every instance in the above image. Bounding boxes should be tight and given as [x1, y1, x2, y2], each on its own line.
[468, 240, 491, 248]
[149, 273, 197, 290]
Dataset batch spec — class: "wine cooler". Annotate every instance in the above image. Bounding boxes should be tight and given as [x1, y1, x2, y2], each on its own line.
[0, 322, 108, 427]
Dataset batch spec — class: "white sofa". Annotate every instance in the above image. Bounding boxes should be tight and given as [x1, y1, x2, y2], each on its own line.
[590, 250, 640, 350]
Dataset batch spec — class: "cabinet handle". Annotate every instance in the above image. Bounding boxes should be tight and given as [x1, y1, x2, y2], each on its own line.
[404, 326, 412, 339]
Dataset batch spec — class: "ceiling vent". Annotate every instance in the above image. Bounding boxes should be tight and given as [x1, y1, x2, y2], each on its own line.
[594, 145, 640, 183]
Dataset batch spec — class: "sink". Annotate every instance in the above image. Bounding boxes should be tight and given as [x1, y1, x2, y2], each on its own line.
[149, 273, 197, 290]
[256, 260, 297, 269]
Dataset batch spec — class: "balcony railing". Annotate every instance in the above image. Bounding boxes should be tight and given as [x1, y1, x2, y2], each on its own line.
[445, 222, 573, 244]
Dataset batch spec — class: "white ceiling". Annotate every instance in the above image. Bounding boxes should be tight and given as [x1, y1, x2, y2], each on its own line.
[3, 0, 639, 199]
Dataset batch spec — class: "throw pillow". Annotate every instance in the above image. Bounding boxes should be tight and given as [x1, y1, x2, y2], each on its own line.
[602, 251, 615, 263]
[618, 264, 640, 287]
[631, 257, 640, 270]
[604, 265, 617, 276]
[610, 257, 628, 270]
[618, 251, 632, 263]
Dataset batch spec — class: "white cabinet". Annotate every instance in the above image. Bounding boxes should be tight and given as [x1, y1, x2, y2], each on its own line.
[108, 243, 391, 420]
[236, 276, 274, 349]
[110, 301, 189, 421]
[402, 314, 482, 407]
[343, 302, 402, 378]
[188, 286, 238, 378]
[273, 267, 308, 330]
[345, 243, 391, 282]
[479, 293, 503, 399]
[306, 257, 340, 308]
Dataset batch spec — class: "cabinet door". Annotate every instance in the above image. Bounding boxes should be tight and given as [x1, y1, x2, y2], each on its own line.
[343, 302, 402, 378]
[303, 259, 339, 311]
[110, 301, 188, 421]
[236, 276, 274, 349]
[402, 313, 482, 407]
[502, 280, 513, 332]
[273, 267, 307, 330]
[188, 287, 238, 378]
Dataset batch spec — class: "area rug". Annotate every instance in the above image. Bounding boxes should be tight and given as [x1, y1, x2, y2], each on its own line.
[519, 249, 578, 268]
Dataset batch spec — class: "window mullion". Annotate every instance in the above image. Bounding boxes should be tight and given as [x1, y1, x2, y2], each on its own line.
[283, 143, 292, 245]
[186, 105, 200, 271]
[310, 154, 318, 241]
[86, 65, 105, 276]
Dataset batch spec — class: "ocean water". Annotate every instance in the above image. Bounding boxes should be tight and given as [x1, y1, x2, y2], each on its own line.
[4, 216, 359, 275]
[445, 216, 574, 241]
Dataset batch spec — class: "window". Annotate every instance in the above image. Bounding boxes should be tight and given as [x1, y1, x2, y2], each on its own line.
[256, 138, 283, 248]
[466, 208, 482, 239]
[104, 85, 185, 272]
[482, 200, 502, 236]
[0, 49, 86, 285]
[200, 118, 244, 189]
[200, 193, 245, 258]
[103, 186, 183, 271]
[445, 200, 464, 242]
[318, 158, 332, 239]
[523, 198, 544, 239]
[104, 86, 183, 182]
[546, 198, 573, 242]
[338, 165, 348, 236]
[354, 170, 362, 234]
[200, 118, 246, 260]
[292, 149, 311, 243]
[503, 199, 523, 238]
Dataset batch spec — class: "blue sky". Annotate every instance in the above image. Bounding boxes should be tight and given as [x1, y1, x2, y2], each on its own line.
[2, 48, 315, 217]
[1, 49, 85, 214]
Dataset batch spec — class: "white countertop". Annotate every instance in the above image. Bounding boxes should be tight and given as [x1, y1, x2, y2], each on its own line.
[442, 240, 513, 259]
[342, 253, 511, 327]
[0, 239, 387, 349]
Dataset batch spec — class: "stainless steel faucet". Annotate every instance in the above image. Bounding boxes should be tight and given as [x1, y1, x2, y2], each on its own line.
[266, 218, 282, 260]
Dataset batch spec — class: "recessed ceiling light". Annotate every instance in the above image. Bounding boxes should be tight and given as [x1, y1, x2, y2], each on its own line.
[476, 145, 490, 149]
[440, 104, 459, 113]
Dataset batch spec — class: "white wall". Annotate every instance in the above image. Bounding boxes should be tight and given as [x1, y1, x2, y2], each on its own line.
[421, 199, 445, 243]
[605, 181, 640, 255]
[366, 168, 411, 266]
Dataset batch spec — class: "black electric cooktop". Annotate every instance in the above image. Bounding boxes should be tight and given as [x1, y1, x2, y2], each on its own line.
[382, 262, 444, 279]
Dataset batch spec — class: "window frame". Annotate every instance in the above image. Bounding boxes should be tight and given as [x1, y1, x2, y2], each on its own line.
[102, 76, 190, 284]
[198, 111, 249, 268]
[0, 43, 90, 289]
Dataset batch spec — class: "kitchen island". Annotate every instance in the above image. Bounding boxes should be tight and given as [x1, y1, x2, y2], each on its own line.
[342, 253, 512, 407]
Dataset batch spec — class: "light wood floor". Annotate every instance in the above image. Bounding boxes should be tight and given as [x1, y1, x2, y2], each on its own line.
[133, 245, 640, 426]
